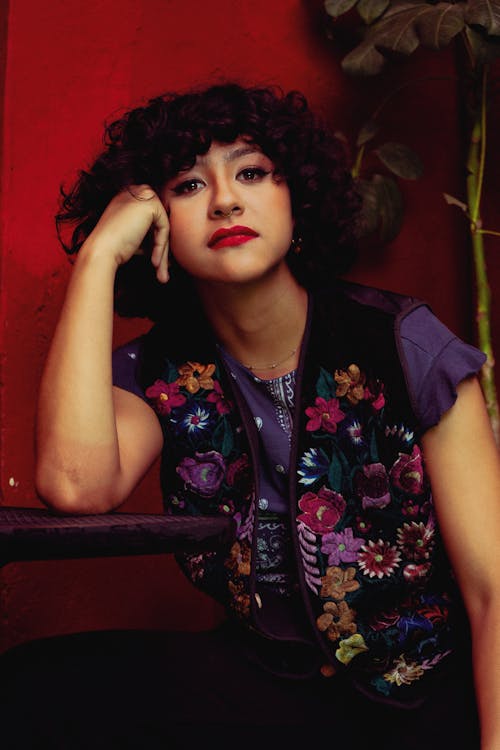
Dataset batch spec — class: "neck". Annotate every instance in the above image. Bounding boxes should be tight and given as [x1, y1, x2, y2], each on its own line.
[196, 267, 308, 378]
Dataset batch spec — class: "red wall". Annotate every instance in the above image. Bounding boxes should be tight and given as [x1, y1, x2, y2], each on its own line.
[1, 0, 498, 652]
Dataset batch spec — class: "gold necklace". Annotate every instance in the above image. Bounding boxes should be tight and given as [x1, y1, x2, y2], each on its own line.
[242, 347, 298, 372]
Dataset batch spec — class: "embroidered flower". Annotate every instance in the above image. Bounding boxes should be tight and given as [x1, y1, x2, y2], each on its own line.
[206, 380, 232, 415]
[176, 450, 226, 497]
[345, 418, 365, 447]
[365, 382, 385, 411]
[297, 448, 330, 486]
[297, 486, 346, 534]
[321, 527, 365, 566]
[369, 610, 401, 631]
[228, 579, 251, 618]
[358, 539, 401, 579]
[420, 598, 449, 624]
[385, 423, 414, 444]
[226, 455, 251, 487]
[225, 539, 251, 577]
[336, 634, 369, 665]
[176, 361, 216, 394]
[355, 516, 372, 535]
[353, 463, 391, 510]
[305, 397, 345, 434]
[218, 499, 235, 515]
[317, 600, 357, 641]
[384, 655, 424, 686]
[320, 565, 360, 600]
[397, 521, 434, 561]
[145, 379, 186, 415]
[179, 405, 213, 434]
[390, 445, 424, 495]
[403, 563, 432, 582]
[183, 552, 206, 582]
[334, 364, 366, 404]
[402, 499, 421, 519]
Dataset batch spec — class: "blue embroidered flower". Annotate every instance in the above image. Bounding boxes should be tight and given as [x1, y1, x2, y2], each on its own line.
[179, 405, 213, 434]
[297, 448, 330, 486]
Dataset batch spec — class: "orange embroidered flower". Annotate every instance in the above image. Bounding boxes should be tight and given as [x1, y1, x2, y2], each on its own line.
[320, 565, 360, 601]
[334, 364, 366, 404]
[316, 600, 357, 642]
[176, 361, 216, 394]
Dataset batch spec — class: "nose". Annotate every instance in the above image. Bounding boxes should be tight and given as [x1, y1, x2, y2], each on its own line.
[209, 177, 243, 220]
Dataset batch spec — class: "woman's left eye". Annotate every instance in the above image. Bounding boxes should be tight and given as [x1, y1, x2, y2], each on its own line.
[238, 167, 269, 182]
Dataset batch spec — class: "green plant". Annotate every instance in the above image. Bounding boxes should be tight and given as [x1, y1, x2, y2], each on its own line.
[323, 0, 500, 444]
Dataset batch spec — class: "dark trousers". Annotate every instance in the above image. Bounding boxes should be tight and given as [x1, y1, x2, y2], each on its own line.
[0, 623, 480, 749]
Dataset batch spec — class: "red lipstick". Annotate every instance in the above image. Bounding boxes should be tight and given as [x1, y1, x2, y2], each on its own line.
[208, 225, 258, 250]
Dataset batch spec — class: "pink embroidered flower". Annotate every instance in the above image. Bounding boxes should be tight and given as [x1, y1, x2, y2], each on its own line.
[298, 486, 346, 534]
[358, 539, 401, 579]
[226, 455, 251, 487]
[206, 380, 232, 415]
[403, 563, 432, 582]
[354, 463, 391, 510]
[321, 527, 365, 566]
[218, 499, 235, 515]
[145, 379, 187, 415]
[305, 397, 345, 434]
[355, 515, 372, 534]
[397, 521, 434, 561]
[369, 610, 401, 631]
[364, 382, 385, 411]
[390, 445, 424, 495]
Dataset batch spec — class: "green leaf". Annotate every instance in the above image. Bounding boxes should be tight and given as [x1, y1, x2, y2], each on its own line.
[375, 142, 423, 179]
[466, 0, 500, 37]
[356, 119, 380, 146]
[328, 452, 343, 492]
[341, 2, 467, 75]
[342, 39, 388, 75]
[212, 419, 234, 456]
[373, 173, 404, 244]
[414, 3, 465, 49]
[355, 177, 382, 237]
[465, 25, 500, 62]
[355, 174, 404, 243]
[357, 0, 390, 25]
[316, 367, 336, 400]
[324, 0, 358, 18]
[443, 192, 469, 213]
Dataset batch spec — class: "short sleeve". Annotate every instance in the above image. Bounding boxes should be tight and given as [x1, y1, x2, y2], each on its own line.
[112, 337, 147, 401]
[400, 306, 486, 433]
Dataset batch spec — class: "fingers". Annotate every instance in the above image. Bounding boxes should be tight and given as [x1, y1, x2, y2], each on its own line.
[150, 201, 170, 283]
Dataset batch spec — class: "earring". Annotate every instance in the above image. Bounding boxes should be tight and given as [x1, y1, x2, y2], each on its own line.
[290, 236, 303, 255]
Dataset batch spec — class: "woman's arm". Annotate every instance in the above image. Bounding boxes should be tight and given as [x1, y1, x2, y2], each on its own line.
[35, 186, 169, 514]
[422, 376, 500, 750]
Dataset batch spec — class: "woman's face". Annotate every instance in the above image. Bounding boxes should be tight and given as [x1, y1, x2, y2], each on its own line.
[161, 139, 294, 287]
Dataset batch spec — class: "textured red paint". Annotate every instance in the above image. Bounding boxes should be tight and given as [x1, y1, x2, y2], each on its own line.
[0, 0, 496, 652]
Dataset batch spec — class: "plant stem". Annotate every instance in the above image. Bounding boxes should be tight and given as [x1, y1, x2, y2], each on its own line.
[466, 65, 500, 445]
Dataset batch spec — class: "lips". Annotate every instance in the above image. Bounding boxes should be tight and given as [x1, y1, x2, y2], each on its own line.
[208, 225, 258, 249]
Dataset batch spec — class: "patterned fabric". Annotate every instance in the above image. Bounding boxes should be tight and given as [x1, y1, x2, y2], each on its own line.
[123, 280, 484, 704]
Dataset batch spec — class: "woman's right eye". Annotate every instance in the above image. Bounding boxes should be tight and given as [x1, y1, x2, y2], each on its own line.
[171, 179, 203, 195]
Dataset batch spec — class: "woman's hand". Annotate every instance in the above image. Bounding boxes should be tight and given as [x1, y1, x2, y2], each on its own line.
[84, 185, 170, 283]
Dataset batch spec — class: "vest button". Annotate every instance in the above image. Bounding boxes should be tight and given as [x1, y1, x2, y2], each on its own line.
[258, 497, 269, 510]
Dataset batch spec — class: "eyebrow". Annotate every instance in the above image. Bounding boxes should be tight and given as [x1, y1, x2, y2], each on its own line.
[223, 145, 261, 162]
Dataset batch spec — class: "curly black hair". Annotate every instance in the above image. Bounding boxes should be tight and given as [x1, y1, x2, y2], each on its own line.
[56, 82, 361, 320]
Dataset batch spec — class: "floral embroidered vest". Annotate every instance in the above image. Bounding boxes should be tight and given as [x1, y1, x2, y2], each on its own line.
[140, 280, 468, 704]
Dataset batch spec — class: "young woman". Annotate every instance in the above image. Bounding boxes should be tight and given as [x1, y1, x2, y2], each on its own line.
[17, 83, 500, 748]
